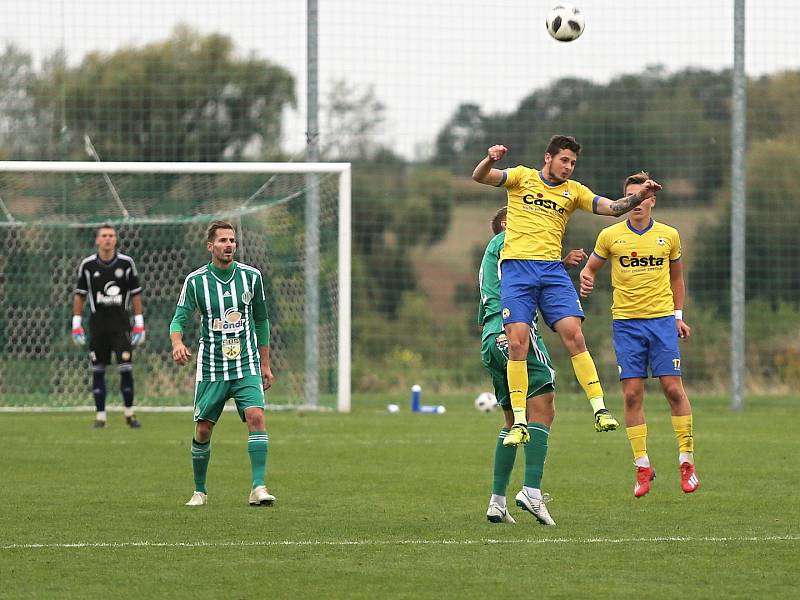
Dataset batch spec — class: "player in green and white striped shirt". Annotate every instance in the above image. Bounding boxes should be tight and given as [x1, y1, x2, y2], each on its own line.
[170, 220, 276, 507]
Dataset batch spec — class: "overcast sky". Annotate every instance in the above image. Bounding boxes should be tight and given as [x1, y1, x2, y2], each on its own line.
[1, 1, 797, 157]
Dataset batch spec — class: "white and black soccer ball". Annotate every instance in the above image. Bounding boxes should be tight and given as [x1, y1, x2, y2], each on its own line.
[474, 392, 499, 412]
[546, 4, 585, 42]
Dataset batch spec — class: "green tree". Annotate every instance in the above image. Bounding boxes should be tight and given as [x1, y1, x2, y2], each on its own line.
[692, 136, 800, 312]
[6, 25, 295, 162]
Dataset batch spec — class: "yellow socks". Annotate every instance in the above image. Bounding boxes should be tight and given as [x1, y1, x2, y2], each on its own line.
[626, 424, 648, 460]
[571, 351, 604, 409]
[507, 359, 528, 424]
[672, 414, 694, 453]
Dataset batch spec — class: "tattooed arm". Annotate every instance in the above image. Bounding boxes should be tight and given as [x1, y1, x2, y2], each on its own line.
[594, 179, 662, 216]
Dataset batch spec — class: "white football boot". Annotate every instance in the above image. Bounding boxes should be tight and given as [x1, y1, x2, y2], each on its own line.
[486, 502, 516, 524]
[185, 491, 208, 506]
[515, 490, 555, 526]
[248, 485, 276, 506]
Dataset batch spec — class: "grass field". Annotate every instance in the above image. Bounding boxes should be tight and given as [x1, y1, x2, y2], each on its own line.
[2, 393, 798, 599]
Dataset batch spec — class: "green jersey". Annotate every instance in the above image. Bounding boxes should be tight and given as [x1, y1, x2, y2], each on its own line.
[170, 261, 269, 382]
[478, 231, 539, 342]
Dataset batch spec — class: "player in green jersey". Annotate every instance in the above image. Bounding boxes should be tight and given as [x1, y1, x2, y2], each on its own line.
[170, 220, 276, 507]
[480, 207, 586, 526]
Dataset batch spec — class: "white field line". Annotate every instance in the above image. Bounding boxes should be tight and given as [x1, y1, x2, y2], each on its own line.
[2, 535, 798, 550]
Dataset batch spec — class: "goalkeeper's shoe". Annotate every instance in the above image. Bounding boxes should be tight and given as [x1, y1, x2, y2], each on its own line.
[486, 502, 516, 524]
[502, 423, 530, 447]
[594, 409, 619, 432]
[185, 491, 208, 506]
[125, 416, 142, 429]
[249, 485, 275, 506]
[515, 490, 555, 526]
[634, 466, 656, 498]
[680, 462, 701, 494]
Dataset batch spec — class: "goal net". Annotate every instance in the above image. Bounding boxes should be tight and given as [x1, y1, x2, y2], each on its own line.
[0, 161, 351, 412]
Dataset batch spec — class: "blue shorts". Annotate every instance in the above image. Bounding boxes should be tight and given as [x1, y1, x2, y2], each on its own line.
[612, 317, 682, 379]
[500, 259, 584, 330]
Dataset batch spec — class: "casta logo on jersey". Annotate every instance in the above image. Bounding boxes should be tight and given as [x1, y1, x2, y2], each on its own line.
[619, 254, 665, 267]
[522, 195, 566, 214]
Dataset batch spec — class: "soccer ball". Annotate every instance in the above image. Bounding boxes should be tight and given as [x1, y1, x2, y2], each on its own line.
[546, 4, 585, 42]
[474, 392, 499, 412]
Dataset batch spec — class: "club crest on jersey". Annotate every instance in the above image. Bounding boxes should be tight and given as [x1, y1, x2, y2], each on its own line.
[115, 268, 124, 278]
[495, 333, 509, 352]
[221, 338, 241, 359]
[657, 237, 666, 246]
[241, 291, 253, 305]
[502, 307, 511, 319]
[97, 281, 123, 306]
[212, 307, 245, 333]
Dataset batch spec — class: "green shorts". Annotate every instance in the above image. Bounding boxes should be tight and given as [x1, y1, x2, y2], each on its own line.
[193, 374, 265, 423]
[481, 331, 556, 409]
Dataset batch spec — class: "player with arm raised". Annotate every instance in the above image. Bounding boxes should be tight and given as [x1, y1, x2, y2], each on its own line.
[170, 220, 276, 507]
[72, 225, 145, 428]
[481, 207, 587, 526]
[579, 171, 699, 498]
[472, 135, 662, 446]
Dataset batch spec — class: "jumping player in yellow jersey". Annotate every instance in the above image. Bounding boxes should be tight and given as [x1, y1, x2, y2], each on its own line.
[472, 135, 661, 446]
[579, 171, 700, 498]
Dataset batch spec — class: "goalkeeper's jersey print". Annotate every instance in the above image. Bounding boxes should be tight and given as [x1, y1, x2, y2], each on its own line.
[74, 252, 142, 331]
[174, 261, 267, 382]
[592, 219, 682, 320]
[500, 166, 599, 262]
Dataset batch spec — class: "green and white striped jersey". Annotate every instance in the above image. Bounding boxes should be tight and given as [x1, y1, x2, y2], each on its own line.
[170, 261, 269, 382]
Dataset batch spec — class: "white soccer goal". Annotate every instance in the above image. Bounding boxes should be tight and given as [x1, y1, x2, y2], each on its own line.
[0, 161, 351, 412]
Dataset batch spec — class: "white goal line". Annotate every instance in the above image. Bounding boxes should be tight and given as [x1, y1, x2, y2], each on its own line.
[2, 535, 797, 550]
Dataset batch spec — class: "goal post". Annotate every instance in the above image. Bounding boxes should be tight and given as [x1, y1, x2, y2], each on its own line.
[0, 161, 351, 413]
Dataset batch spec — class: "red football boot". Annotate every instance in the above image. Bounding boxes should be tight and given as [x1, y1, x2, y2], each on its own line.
[634, 466, 655, 498]
[680, 462, 701, 493]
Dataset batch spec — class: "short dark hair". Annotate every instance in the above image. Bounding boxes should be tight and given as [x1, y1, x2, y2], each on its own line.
[95, 224, 115, 237]
[491, 206, 507, 235]
[207, 220, 236, 242]
[545, 135, 581, 157]
[623, 171, 651, 195]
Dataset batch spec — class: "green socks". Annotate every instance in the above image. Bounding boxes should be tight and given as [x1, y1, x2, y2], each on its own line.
[492, 427, 518, 496]
[524, 422, 550, 489]
[247, 431, 269, 488]
[191, 438, 211, 494]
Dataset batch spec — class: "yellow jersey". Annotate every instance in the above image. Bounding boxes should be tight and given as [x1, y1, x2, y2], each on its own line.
[593, 219, 682, 320]
[499, 165, 598, 261]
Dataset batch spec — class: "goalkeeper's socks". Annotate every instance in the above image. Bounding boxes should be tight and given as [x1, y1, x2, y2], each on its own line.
[120, 369, 134, 407]
[191, 438, 211, 494]
[92, 370, 107, 412]
[247, 431, 269, 488]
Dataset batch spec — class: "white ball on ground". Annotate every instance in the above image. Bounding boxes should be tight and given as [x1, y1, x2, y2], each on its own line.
[387, 403, 400, 414]
[474, 392, 499, 412]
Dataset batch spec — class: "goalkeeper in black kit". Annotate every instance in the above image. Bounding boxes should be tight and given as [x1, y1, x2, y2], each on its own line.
[72, 225, 145, 428]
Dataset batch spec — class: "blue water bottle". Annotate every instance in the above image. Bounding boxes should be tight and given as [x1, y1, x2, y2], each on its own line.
[411, 384, 421, 412]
